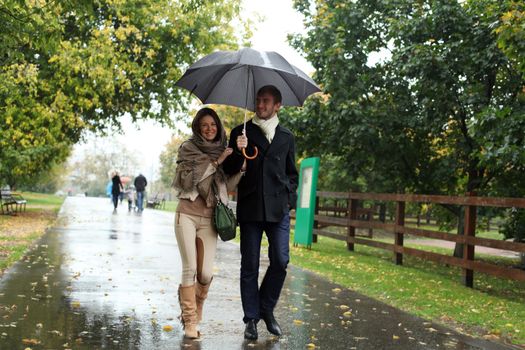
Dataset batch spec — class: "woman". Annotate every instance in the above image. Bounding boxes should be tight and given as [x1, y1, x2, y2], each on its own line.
[172, 107, 241, 339]
[111, 171, 123, 212]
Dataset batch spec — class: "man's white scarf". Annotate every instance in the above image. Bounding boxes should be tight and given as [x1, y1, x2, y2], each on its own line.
[252, 114, 279, 143]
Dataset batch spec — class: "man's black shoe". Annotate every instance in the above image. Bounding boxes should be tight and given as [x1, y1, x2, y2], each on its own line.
[244, 319, 258, 340]
[261, 312, 282, 336]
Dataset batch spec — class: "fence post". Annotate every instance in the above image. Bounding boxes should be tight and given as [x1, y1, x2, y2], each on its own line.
[313, 196, 319, 243]
[462, 192, 477, 288]
[347, 195, 357, 251]
[395, 201, 406, 265]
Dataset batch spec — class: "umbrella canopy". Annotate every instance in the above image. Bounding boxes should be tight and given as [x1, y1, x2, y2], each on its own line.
[120, 176, 132, 184]
[174, 47, 321, 111]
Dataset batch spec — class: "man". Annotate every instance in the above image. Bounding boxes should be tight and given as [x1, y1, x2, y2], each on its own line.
[133, 173, 147, 212]
[222, 85, 298, 340]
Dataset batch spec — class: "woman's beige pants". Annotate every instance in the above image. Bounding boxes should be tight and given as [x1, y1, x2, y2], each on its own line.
[175, 212, 218, 286]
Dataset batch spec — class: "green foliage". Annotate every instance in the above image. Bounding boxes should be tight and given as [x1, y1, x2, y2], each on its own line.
[0, 0, 246, 189]
[494, 1, 525, 76]
[158, 133, 187, 189]
[23, 161, 68, 194]
[212, 105, 253, 133]
[289, 0, 525, 239]
[501, 208, 525, 242]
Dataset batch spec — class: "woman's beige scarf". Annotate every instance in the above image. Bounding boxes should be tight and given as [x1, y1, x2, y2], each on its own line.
[172, 133, 227, 208]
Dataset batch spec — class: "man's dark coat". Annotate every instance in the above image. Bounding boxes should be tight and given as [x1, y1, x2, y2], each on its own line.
[134, 174, 147, 191]
[222, 120, 298, 223]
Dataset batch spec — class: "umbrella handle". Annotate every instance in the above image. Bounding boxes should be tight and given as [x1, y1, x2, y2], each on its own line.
[242, 146, 258, 160]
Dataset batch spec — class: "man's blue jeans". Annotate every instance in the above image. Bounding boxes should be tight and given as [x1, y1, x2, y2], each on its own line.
[137, 191, 144, 211]
[239, 212, 290, 323]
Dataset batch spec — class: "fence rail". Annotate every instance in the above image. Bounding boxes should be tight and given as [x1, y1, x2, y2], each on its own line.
[293, 191, 525, 287]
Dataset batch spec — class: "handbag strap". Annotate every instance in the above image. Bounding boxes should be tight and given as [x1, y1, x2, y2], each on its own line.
[211, 180, 221, 203]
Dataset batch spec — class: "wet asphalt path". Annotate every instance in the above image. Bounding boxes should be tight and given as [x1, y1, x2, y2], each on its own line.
[0, 197, 519, 350]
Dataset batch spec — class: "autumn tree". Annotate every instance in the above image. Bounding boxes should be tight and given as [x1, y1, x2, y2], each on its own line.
[286, 0, 525, 248]
[0, 0, 247, 189]
[158, 133, 188, 190]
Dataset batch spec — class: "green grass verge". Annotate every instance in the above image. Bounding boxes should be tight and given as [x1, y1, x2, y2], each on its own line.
[290, 233, 525, 345]
[22, 192, 65, 206]
[0, 242, 38, 270]
[160, 200, 178, 212]
[0, 192, 65, 271]
[234, 229, 523, 344]
[163, 201, 522, 344]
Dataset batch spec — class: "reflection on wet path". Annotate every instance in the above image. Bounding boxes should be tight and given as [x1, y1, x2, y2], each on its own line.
[0, 197, 517, 349]
[0, 197, 183, 349]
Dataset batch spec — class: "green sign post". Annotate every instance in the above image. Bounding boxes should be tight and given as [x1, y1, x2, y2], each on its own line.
[293, 157, 320, 248]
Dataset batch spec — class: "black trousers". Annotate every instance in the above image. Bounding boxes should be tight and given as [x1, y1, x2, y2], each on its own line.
[112, 194, 119, 209]
[239, 212, 290, 323]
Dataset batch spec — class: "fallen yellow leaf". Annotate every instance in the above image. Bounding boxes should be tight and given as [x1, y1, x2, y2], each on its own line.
[163, 325, 173, 332]
[293, 319, 304, 325]
[22, 339, 40, 345]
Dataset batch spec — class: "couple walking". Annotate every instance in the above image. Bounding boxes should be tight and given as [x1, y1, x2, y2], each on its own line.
[172, 85, 298, 340]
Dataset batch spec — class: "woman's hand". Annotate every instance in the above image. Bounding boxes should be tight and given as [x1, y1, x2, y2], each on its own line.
[217, 147, 233, 165]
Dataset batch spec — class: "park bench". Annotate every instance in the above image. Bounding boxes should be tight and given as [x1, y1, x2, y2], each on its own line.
[146, 193, 166, 210]
[0, 188, 27, 214]
[0, 190, 16, 214]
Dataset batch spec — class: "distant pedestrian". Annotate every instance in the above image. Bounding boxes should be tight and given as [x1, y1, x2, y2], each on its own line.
[111, 171, 124, 212]
[106, 181, 112, 198]
[134, 173, 147, 212]
[126, 186, 135, 212]
[172, 107, 242, 339]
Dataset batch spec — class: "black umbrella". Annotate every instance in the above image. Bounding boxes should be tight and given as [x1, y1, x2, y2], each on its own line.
[175, 47, 321, 158]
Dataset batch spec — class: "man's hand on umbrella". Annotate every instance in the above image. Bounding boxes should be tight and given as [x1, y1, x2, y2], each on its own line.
[236, 135, 248, 151]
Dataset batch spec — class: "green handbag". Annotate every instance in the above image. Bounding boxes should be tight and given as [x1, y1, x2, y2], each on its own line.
[212, 182, 237, 241]
[213, 198, 237, 241]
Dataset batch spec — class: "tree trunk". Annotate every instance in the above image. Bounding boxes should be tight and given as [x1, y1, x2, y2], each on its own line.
[379, 203, 386, 223]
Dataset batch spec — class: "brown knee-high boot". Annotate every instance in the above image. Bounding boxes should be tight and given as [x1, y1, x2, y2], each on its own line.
[195, 279, 212, 323]
[178, 284, 199, 339]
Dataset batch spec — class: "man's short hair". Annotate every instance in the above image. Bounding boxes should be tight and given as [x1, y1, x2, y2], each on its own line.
[257, 85, 282, 104]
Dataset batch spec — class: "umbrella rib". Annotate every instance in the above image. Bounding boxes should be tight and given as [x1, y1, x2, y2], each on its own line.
[251, 66, 256, 112]
[200, 64, 237, 102]
[243, 66, 251, 133]
[273, 70, 302, 105]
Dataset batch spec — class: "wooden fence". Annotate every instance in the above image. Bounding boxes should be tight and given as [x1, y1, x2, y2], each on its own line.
[293, 191, 525, 287]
